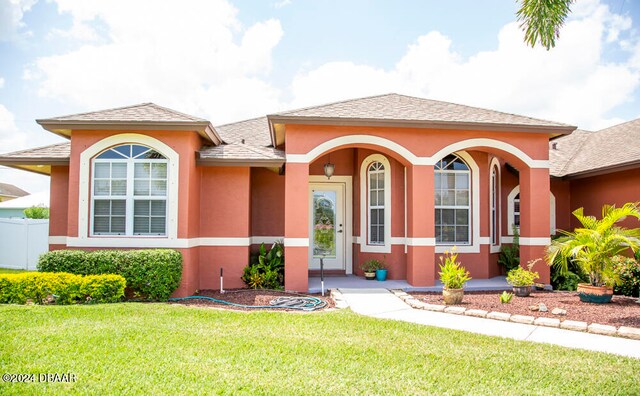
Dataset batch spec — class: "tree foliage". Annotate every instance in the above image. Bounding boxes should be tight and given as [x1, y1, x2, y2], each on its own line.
[516, 0, 573, 50]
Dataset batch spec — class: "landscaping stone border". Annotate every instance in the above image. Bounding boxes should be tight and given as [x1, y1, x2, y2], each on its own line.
[390, 289, 640, 340]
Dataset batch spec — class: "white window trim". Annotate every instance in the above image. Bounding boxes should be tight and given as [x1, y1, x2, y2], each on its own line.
[489, 157, 501, 253]
[507, 185, 556, 236]
[435, 151, 480, 254]
[78, 134, 179, 242]
[360, 154, 391, 253]
[91, 152, 169, 237]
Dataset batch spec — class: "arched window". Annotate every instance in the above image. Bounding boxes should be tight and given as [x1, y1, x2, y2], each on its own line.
[508, 186, 556, 236]
[490, 163, 500, 246]
[92, 144, 168, 236]
[368, 161, 385, 245]
[435, 154, 470, 245]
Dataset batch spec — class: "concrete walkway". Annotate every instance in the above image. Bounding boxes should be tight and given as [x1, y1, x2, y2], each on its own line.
[310, 275, 512, 293]
[337, 288, 640, 359]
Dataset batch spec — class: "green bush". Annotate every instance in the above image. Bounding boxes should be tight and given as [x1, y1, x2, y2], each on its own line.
[37, 249, 183, 301]
[498, 228, 520, 272]
[0, 272, 125, 304]
[611, 255, 640, 297]
[242, 242, 284, 289]
[23, 205, 50, 219]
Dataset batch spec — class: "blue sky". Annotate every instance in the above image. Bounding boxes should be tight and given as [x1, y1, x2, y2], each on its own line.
[0, 0, 639, 193]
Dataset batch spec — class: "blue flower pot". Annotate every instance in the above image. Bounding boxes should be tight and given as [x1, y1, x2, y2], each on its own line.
[375, 269, 388, 281]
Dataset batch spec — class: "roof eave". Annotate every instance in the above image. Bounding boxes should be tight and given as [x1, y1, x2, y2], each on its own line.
[561, 160, 640, 180]
[196, 157, 285, 168]
[266, 115, 576, 135]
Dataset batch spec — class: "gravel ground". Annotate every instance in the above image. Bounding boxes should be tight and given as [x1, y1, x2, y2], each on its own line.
[169, 289, 334, 312]
[409, 290, 640, 328]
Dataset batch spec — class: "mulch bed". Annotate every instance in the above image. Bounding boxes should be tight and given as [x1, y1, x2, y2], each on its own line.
[409, 290, 640, 328]
[169, 289, 335, 312]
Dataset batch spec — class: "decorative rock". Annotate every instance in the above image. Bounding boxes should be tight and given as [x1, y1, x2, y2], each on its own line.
[538, 303, 548, 312]
[423, 303, 446, 312]
[587, 323, 617, 336]
[464, 309, 488, 318]
[551, 308, 567, 316]
[560, 320, 588, 332]
[405, 299, 422, 309]
[443, 306, 467, 315]
[617, 326, 640, 340]
[510, 315, 535, 324]
[534, 317, 560, 328]
[528, 305, 539, 311]
[486, 311, 511, 321]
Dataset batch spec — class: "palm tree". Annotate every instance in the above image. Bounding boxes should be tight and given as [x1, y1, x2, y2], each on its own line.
[517, 0, 574, 50]
[546, 203, 640, 287]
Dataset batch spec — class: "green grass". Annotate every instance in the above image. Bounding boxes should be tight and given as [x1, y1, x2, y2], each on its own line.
[1, 304, 639, 395]
[0, 268, 27, 274]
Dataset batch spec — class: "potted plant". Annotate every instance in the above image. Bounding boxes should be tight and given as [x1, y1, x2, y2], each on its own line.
[438, 247, 472, 304]
[546, 203, 640, 303]
[375, 261, 388, 282]
[506, 259, 540, 297]
[361, 260, 379, 280]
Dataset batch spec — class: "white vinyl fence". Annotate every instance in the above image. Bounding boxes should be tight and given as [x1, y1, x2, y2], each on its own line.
[0, 218, 49, 270]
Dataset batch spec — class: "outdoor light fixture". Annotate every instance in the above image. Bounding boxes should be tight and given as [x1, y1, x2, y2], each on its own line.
[324, 160, 335, 179]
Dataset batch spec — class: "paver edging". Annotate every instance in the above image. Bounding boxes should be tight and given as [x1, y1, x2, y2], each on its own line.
[389, 289, 640, 340]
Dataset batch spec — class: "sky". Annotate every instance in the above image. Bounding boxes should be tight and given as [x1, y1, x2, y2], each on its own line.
[0, 0, 639, 195]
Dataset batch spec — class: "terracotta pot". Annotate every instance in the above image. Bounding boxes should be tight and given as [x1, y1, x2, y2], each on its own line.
[512, 285, 531, 297]
[577, 283, 613, 304]
[364, 271, 376, 280]
[443, 287, 464, 305]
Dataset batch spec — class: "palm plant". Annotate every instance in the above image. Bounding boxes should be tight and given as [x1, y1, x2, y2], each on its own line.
[546, 203, 640, 287]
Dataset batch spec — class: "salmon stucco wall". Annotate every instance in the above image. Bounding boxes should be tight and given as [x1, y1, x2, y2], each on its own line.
[570, 168, 640, 229]
[49, 165, 69, 238]
[251, 167, 285, 238]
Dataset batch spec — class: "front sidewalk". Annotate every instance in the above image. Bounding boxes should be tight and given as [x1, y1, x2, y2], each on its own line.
[336, 288, 640, 359]
[309, 275, 512, 293]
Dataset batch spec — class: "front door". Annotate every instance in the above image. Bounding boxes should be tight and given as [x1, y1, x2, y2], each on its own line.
[309, 183, 345, 271]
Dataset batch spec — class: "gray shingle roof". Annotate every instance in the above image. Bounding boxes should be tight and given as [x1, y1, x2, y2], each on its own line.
[551, 118, 640, 177]
[273, 93, 574, 129]
[216, 116, 272, 147]
[39, 103, 207, 123]
[0, 182, 28, 198]
[0, 142, 71, 160]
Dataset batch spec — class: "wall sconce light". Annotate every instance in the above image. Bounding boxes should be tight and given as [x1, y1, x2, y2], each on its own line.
[323, 161, 335, 179]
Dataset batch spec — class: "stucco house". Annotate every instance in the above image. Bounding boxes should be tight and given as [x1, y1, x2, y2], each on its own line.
[0, 94, 637, 297]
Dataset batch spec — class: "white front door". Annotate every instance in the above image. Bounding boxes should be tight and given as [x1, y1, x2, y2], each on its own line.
[309, 183, 345, 271]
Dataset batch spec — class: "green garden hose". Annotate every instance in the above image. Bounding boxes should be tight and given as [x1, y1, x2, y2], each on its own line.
[168, 295, 327, 311]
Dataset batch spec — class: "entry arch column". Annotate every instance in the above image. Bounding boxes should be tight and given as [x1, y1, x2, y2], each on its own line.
[519, 167, 551, 284]
[406, 164, 436, 286]
[284, 162, 310, 291]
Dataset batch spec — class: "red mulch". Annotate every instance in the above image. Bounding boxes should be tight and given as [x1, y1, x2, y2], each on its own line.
[409, 290, 640, 328]
[169, 289, 334, 312]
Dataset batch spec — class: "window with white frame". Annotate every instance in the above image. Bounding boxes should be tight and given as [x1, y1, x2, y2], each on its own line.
[92, 144, 168, 236]
[490, 165, 499, 245]
[513, 193, 521, 229]
[368, 161, 385, 244]
[435, 154, 470, 245]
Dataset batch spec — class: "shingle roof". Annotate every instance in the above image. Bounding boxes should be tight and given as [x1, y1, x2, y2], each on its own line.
[273, 93, 574, 130]
[0, 142, 71, 160]
[216, 116, 272, 147]
[549, 129, 592, 177]
[39, 103, 207, 123]
[551, 118, 640, 177]
[198, 144, 285, 162]
[0, 182, 29, 198]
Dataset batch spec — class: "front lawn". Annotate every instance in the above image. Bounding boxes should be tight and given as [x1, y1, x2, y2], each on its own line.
[1, 304, 639, 395]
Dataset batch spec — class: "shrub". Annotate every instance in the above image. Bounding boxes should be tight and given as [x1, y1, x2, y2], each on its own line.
[23, 205, 49, 219]
[0, 272, 125, 304]
[242, 242, 284, 289]
[37, 249, 182, 301]
[499, 291, 513, 304]
[611, 255, 640, 297]
[498, 227, 520, 272]
[506, 260, 540, 287]
[361, 259, 384, 272]
[438, 247, 471, 289]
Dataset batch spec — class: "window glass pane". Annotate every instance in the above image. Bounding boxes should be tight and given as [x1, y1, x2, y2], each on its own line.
[150, 217, 166, 234]
[94, 200, 110, 215]
[370, 226, 378, 243]
[434, 173, 441, 189]
[151, 180, 167, 196]
[111, 180, 126, 196]
[455, 190, 469, 206]
[377, 172, 384, 188]
[441, 209, 454, 225]
[96, 149, 124, 159]
[435, 225, 442, 240]
[112, 163, 127, 178]
[94, 180, 110, 196]
[134, 200, 150, 216]
[452, 159, 469, 170]
[114, 145, 131, 158]
[515, 214, 520, 227]
[442, 226, 455, 242]
[134, 217, 150, 234]
[455, 173, 469, 189]
[94, 217, 109, 233]
[132, 145, 149, 158]
[151, 201, 166, 216]
[370, 209, 378, 225]
[514, 199, 520, 213]
[134, 180, 150, 196]
[455, 209, 469, 225]
[152, 163, 167, 178]
[442, 190, 455, 205]
[441, 174, 455, 189]
[377, 191, 384, 205]
[377, 226, 384, 243]
[111, 200, 126, 216]
[456, 226, 469, 242]
[435, 191, 442, 206]
[370, 190, 377, 206]
[111, 216, 126, 233]
[94, 163, 109, 178]
[378, 209, 384, 225]
[141, 150, 165, 159]
[435, 209, 441, 224]
[135, 163, 150, 178]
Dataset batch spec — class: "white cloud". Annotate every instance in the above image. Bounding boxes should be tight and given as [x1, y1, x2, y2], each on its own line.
[0, 77, 4, 88]
[288, 1, 640, 130]
[0, 104, 27, 152]
[0, 0, 36, 41]
[29, 0, 284, 124]
[273, 0, 291, 9]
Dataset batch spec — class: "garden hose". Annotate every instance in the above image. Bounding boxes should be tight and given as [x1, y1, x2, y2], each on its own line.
[168, 294, 327, 311]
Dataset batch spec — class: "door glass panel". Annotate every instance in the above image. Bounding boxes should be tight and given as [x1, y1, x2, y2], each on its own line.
[313, 190, 336, 258]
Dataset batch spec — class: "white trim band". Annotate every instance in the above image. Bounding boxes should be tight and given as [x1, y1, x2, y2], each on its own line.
[520, 237, 551, 246]
[284, 238, 309, 247]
